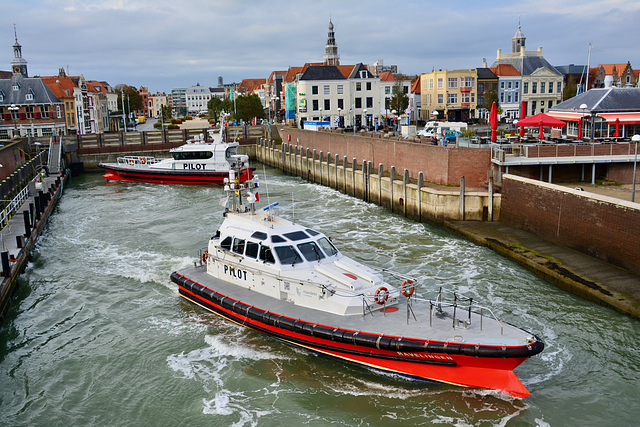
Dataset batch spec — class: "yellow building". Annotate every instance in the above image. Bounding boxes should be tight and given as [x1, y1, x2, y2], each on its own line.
[420, 69, 478, 122]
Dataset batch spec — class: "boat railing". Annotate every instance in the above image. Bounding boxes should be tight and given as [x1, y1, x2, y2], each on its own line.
[116, 156, 161, 166]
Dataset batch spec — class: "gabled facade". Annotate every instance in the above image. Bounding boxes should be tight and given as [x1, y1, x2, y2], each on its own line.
[420, 69, 478, 122]
[590, 63, 637, 88]
[476, 67, 499, 120]
[489, 64, 521, 120]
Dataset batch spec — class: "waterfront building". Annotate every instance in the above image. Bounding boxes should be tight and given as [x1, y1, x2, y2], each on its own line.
[184, 84, 224, 116]
[489, 64, 521, 121]
[0, 31, 65, 140]
[476, 67, 498, 121]
[137, 86, 151, 118]
[590, 63, 637, 89]
[555, 64, 590, 97]
[378, 71, 414, 125]
[490, 20, 563, 117]
[420, 68, 478, 122]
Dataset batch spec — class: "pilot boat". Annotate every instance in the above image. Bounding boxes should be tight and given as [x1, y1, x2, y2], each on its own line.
[98, 127, 252, 184]
[170, 173, 544, 398]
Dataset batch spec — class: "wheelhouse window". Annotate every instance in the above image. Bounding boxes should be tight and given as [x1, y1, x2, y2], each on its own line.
[271, 235, 286, 243]
[232, 238, 245, 255]
[245, 241, 259, 258]
[172, 151, 213, 160]
[274, 246, 303, 265]
[259, 245, 275, 264]
[221, 236, 233, 250]
[283, 231, 309, 241]
[297, 241, 325, 261]
[317, 237, 338, 257]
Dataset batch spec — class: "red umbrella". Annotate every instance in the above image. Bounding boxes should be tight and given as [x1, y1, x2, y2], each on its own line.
[614, 118, 620, 138]
[489, 102, 497, 142]
[516, 112, 567, 128]
[519, 101, 526, 137]
[538, 121, 545, 140]
[578, 120, 583, 139]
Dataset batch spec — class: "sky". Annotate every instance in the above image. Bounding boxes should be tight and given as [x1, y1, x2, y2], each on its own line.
[3, 0, 640, 93]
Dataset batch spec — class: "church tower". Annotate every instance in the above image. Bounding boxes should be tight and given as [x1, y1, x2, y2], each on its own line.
[323, 18, 340, 66]
[511, 16, 526, 53]
[11, 25, 29, 77]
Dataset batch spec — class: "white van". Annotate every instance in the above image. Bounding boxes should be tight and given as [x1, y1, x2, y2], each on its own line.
[418, 121, 467, 138]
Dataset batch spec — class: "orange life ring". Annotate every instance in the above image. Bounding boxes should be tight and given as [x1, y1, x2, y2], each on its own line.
[401, 279, 415, 297]
[201, 250, 208, 264]
[139, 157, 146, 164]
[129, 159, 135, 166]
[374, 287, 389, 305]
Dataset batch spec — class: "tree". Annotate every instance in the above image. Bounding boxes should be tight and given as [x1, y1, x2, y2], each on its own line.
[207, 96, 223, 123]
[563, 75, 577, 101]
[115, 84, 143, 121]
[161, 105, 171, 123]
[388, 80, 409, 115]
[482, 88, 498, 111]
[235, 94, 264, 123]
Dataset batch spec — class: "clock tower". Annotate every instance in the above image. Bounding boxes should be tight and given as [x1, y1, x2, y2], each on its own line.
[10, 25, 28, 78]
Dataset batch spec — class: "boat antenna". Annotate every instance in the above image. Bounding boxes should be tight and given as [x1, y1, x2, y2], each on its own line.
[262, 164, 271, 208]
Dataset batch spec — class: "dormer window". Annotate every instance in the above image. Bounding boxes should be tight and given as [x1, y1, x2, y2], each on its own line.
[25, 93, 33, 101]
[13, 83, 20, 91]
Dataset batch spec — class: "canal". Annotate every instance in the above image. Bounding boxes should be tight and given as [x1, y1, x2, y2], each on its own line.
[1, 166, 638, 426]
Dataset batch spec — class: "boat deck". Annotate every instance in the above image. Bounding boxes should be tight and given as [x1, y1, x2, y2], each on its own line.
[177, 266, 535, 348]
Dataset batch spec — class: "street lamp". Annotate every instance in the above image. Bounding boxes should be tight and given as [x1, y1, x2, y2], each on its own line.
[9, 104, 19, 138]
[632, 134, 639, 203]
[579, 103, 587, 140]
[337, 107, 342, 128]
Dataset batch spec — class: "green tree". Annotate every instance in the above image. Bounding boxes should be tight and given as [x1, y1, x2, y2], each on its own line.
[482, 88, 498, 111]
[563, 75, 577, 101]
[161, 105, 171, 123]
[207, 97, 223, 123]
[388, 80, 409, 115]
[115, 85, 143, 121]
[235, 94, 264, 123]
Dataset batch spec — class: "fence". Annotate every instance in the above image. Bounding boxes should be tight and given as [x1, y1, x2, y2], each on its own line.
[0, 150, 47, 229]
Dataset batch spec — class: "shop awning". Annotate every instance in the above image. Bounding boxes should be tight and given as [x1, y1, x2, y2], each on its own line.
[597, 112, 640, 124]
[546, 111, 583, 122]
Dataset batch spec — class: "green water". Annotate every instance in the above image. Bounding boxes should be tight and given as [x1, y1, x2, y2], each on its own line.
[1, 167, 638, 426]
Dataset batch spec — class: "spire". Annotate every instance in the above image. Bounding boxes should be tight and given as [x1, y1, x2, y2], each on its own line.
[11, 24, 28, 77]
[324, 16, 340, 66]
[512, 15, 526, 54]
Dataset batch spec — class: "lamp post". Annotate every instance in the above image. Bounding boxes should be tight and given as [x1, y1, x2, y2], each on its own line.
[337, 107, 342, 128]
[319, 108, 323, 127]
[632, 134, 639, 203]
[9, 104, 19, 138]
[579, 103, 587, 140]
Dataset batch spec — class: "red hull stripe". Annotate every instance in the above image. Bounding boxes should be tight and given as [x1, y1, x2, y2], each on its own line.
[99, 165, 253, 185]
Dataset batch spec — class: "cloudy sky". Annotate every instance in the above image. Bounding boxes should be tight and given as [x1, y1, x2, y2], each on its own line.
[3, 0, 639, 93]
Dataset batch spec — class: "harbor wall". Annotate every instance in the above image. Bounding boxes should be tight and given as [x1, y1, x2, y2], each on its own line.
[278, 128, 492, 187]
[256, 139, 499, 223]
[500, 174, 640, 276]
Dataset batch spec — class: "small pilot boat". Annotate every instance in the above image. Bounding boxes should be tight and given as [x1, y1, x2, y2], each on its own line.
[98, 127, 252, 184]
[170, 172, 544, 398]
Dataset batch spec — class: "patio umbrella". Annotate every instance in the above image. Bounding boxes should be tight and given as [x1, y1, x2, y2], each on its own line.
[538, 121, 545, 140]
[516, 112, 567, 128]
[490, 101, 497, 142]
[614, 118, 621, 138]
[519, 101, 526, 137]
[578, 120, 583, 139]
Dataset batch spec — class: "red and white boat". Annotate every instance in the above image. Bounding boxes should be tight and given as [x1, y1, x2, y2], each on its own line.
[171, 174, 544, 398]
[98, 128, 252, 185]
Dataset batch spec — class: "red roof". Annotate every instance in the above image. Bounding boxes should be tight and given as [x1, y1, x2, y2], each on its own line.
[490, 64, 520, 76]
[237, 78, 265, 94]
[378, 71, 396, 81]
[41, 76, 77, 98]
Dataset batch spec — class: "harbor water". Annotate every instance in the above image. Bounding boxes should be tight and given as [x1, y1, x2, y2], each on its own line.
[1, 167, 639, 426]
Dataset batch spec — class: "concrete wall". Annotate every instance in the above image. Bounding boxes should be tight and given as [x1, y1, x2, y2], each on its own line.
[500, 174, 640, 275]
[257, 139, 499, 224]
[278, 128, 492, 187]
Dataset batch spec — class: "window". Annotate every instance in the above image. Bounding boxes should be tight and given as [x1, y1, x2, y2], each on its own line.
[437, 78, 443, 89]
[532, 82, 537, 94]
[462, 77, 474, 87]
[385, 86, 391, 95]
[245, 242, 259, 258]
[317, 237, 338, 257]
[500, 92, 504, 102]
[366, 97, 373, 108]
[557, 82, 562, 93]
[324, 99, 330, 110]
[355, 98, 361, 108]
[523, 82, 528, 94]
[548, 82, 553, 93]
[25, 93, 33, 101]
[429, 79, 434, 89]
[324, 85, 330, 95]
[531, 101, 536, 112]
[356, 82, 361, 91]
[26, 105, 34, 119]
[312, 86, 318, 95]
[297, 241, 325, 262]
[221, 236, 233, 250]
[541, 82, 545, 93]
[448, 77, 458, 88]
[447, 93, 457, 104]
[337, 98, 344, 109]
[232, 238, 245, 255]
[172, 151, 213, 160]
[478, 83, 484, 91]
[462, 93, 471, 103]
[507, 94, 512, 103]
[515, 92, 519, 102]
[508, 81, 512, 89]
[337, 85, 343, 94]
[258, 246, 275, 264]
[515, 81, 520, 89]
[312, 99, 319, 111]
[366, 82, 372, 91]
[437, 93, 444, 104]
[500, 81, 505, 89]
[274, 246, 303, 265]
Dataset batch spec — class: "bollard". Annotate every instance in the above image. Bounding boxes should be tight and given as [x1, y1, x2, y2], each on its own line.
[1, 252, 10, 277]
[16, 235, 25, 249]
[23, 210, 31, 238]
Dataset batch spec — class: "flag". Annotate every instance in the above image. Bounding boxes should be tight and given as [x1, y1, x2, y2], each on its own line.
[230, 88, 234, 101]
[218, 196, 229, 207]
